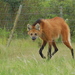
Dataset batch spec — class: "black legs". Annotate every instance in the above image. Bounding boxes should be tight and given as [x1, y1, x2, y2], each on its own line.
[39, 40, 74, 59]
[47, 40, 58, 59]
[71, 49, 74, 59]
[39, 45, 46, 58]
[51, 41, 58, 56]
[39, 41, 47, 59]
[47, 45, 52, 59]
[39, 40, 58, 59]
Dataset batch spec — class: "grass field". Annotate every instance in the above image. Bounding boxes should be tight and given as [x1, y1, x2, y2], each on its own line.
[0, 38, 75, 75]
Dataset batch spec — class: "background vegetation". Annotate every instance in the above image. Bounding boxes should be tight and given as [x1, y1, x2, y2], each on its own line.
[0, 0, 75, 40]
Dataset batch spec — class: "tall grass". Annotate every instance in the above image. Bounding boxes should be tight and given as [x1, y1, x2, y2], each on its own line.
[0, 56, 75, 75]
[0, 37, 75, 75]
[0, 28, 75, 75]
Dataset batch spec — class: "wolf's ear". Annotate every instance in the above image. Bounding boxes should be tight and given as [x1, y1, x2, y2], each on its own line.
[35, 23, 40, 30]
[27, 24, 32, 31]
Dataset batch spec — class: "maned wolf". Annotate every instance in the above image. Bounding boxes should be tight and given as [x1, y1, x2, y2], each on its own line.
[27, 17, 74, 59]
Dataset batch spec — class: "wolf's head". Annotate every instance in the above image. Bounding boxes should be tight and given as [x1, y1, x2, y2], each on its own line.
[27, 23, 41, 41]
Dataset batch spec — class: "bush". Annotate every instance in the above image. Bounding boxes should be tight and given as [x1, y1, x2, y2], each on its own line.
[0, 28, 10, 38]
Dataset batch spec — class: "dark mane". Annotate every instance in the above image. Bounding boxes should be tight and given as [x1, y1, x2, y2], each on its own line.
[32, 19, 41, 26]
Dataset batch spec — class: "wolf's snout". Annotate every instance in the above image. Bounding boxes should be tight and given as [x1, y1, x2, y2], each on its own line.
[32, 37, 36, 41]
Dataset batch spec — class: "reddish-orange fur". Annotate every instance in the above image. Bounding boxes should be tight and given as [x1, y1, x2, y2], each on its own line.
[27, 17, 74, 59]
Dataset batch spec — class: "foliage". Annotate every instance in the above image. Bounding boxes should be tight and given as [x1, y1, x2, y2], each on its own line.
[0, 28, 9, 38]
[0, 0, 75, 38]
[0, 39, 75, 75]
[0, 57, 75, 75]
[0, 28, 10, 45]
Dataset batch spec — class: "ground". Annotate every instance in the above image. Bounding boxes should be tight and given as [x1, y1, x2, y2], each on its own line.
[0, 38, 75, 75]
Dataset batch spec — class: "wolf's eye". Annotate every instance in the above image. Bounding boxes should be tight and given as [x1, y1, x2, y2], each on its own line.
[30, 33, 33, 36]
[35, 33, 37, 35]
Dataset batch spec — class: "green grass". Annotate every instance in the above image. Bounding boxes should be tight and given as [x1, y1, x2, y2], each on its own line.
[0, 38, 75, 75]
